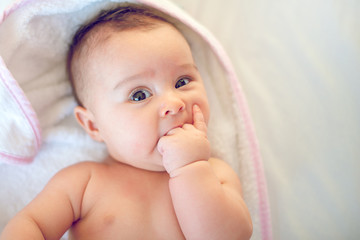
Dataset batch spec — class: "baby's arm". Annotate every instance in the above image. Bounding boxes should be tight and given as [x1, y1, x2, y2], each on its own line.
[0, 163, 91, 240]
[157, 105, 253, 240]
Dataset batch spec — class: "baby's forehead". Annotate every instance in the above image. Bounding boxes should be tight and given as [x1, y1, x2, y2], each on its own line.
[81, 19, 170, 56]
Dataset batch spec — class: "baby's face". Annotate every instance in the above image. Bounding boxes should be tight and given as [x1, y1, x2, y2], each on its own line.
[82, 23, 209, 171]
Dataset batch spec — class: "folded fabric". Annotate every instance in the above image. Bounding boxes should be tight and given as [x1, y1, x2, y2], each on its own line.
[0, 0, 271, 239]
[0, 55, 40, 163]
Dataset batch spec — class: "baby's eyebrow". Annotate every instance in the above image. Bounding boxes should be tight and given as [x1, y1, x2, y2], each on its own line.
[113, 63, 198, 90]
[113, 71, 153, 90]
[179, 63, 199, 72]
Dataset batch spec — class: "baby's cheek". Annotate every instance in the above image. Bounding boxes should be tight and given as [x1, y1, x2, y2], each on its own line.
[130, 125, 158, 152]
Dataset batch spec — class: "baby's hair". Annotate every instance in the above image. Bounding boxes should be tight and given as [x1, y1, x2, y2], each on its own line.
[67, 3, 173, 107]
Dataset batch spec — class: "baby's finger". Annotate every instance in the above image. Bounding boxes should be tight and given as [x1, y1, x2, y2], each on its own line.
[193, 104, 207, 134]
[157, 136, 167, 155]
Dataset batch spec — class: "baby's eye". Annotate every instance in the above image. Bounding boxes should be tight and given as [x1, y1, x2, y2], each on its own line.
[175, 77, 190, 89]
[129, 89, 152, 102]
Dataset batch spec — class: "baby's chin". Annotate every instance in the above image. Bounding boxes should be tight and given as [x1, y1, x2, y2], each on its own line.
[137, 163, 166, 172]
[114, 158, 166, 172]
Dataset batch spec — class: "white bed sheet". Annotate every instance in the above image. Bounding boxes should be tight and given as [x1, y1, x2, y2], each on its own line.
[1, 0, 359, 239]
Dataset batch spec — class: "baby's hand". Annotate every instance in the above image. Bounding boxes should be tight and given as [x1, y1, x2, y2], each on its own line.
[157, 105, 211, 176]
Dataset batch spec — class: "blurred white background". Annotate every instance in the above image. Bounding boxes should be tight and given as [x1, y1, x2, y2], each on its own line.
[1, 0, 359, 239]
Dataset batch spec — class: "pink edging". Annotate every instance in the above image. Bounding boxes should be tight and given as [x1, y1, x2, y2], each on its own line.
[0, 56, 41, 164]
[225, 59, 273, 240]
[206, 35, 273, 240]
[205, 38, 273, 240]
[203, 31, 273, 240]
[0, 0, 42, 164]
[141, 0, 272, 238]
[0, 0, 34, 23]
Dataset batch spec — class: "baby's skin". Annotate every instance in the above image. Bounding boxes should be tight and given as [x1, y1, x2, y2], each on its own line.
[0, 20, 252, 240]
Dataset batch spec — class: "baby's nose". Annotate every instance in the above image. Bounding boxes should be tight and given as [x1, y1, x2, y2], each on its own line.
[159, 93, 185, 117]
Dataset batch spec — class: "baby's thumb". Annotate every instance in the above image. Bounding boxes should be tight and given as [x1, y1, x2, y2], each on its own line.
[157, 137, 165, 156]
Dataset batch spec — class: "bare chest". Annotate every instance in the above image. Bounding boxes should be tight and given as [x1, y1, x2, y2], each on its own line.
[69, 169, 185, 239]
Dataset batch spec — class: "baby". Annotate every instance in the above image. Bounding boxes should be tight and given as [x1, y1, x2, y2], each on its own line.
[0, 3, 252, 240]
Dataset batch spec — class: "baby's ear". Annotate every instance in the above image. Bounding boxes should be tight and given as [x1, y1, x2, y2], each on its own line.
[74, 106, 103, 142]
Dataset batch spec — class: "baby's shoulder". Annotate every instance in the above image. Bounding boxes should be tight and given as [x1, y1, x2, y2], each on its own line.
[50, 161, 108, 186]
[56, 161, 103, 175]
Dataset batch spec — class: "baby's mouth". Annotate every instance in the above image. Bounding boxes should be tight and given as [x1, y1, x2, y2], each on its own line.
[161, 116, 193, 137]
[164, 124, 183, 136]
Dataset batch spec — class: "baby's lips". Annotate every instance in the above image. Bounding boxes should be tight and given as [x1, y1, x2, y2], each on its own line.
[157, 124, 182, 154]
[163, 117, 192, 136]
[164, 124, 183, 136]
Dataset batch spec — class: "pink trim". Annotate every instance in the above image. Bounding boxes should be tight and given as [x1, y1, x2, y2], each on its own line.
[0, 151, 34, 164]
[0, 0, 42, 164]
[209, 38, 272, 240]
[227, 63, 272, 240]
[0, 0, 34, 23]
[0, 56, 41, 163]
[210, 40, 273, 240]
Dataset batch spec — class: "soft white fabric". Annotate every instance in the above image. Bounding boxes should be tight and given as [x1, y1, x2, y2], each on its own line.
[0, 50, 41, 162]
[0, 0, 270, 239]
[0, 57, 38, 162]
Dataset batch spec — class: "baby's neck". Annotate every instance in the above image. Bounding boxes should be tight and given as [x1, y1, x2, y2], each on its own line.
[104, 156, 168, 176]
